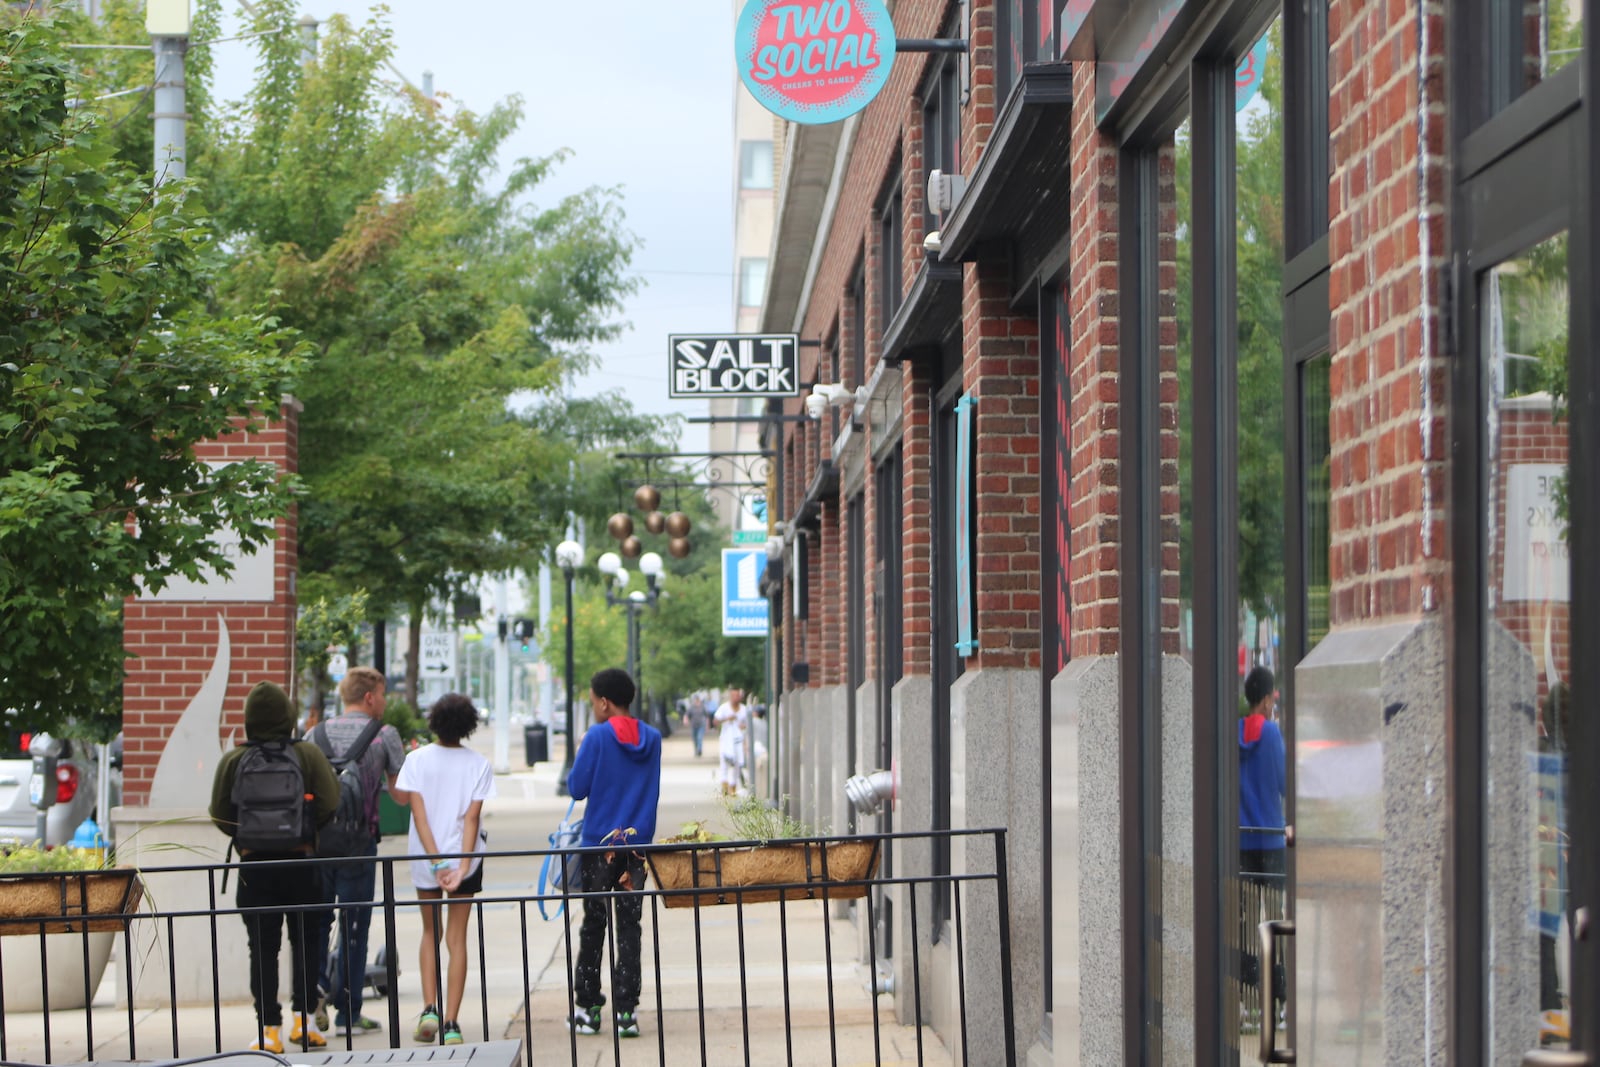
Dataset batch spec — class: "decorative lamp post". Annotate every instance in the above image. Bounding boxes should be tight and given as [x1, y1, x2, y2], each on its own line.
[627, 591, 647, 717]
[554, 539, 583, 797]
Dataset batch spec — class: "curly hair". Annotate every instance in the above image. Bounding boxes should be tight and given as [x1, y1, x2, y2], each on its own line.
[428, 693, 480, 744]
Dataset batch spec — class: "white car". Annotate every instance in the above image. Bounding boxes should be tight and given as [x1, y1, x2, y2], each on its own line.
[0, 732, 113, 847]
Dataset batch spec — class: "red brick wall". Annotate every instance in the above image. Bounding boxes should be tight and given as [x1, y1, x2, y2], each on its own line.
[963, 258, 1042, 670]
[1326, 0, 1449, 624]
[121, 404, 300, 807]
[1066, 60, 1123, 659]
[774, 0, 950, 687]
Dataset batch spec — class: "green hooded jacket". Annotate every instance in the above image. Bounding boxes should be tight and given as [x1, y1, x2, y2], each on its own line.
[209, 682, 339, 853]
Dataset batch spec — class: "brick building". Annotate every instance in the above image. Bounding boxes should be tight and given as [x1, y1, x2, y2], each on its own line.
[754, 0, 1596, 1063]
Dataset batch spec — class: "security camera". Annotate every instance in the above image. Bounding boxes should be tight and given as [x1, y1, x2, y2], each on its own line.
[804, 392, 828, 420]
[923, 230, 942, 254]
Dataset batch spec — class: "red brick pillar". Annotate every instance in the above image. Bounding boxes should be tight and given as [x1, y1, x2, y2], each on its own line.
[1327, 0, 1448, 623]
[1067, 64, 1124, 659]
[963, 258, 1041, 669]
[121, 403, 300, 809]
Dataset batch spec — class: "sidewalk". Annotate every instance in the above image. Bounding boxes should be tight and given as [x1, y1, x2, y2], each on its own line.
[0, 726, 948, 1065]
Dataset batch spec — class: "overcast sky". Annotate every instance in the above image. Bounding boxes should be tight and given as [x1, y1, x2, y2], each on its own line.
[208, 0, 735, 455]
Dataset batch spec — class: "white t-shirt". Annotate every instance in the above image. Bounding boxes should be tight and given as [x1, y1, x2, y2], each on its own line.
[718, 717, 746, 764]
[395, 744, 495, 890]
[714, 701, 749, 729]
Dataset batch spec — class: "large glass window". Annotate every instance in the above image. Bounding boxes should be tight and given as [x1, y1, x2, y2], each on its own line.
[878, 174, 904, 333]
[1482, 233, 1574, 1061]
[739, 139, 774, 190]
[922, 59, 961, 233]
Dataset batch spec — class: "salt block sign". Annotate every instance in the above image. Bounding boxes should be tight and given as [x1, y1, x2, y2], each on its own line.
[736, 0, 898, 125]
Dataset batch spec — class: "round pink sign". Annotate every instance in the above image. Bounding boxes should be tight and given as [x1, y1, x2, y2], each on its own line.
[735, 0, 898, 125]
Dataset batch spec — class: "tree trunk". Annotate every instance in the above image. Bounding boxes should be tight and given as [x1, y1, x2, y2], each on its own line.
[405, 604, 422, 709]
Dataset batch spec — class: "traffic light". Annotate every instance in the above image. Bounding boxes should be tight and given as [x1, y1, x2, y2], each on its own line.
[512, 617, 535, 651]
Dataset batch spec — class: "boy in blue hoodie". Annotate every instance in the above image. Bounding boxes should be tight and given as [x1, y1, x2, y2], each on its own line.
[1238, 664, 1286, 1028]
[566, 668, 662, 1039]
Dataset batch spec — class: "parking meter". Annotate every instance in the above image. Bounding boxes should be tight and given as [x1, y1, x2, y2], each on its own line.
[29, 732, 63, 844]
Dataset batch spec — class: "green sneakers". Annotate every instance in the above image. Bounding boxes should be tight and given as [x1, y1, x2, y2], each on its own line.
[412, 1005, 440, 1043]
[614, 1011, 640, 1038]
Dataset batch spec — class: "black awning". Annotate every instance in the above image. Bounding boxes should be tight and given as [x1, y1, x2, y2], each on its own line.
[790, 459, 839, 531]
[938, 63, 1074, 272]
[880, 257, 963, 364]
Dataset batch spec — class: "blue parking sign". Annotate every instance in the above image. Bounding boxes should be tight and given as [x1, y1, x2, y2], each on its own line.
[722, 549, 769, 637]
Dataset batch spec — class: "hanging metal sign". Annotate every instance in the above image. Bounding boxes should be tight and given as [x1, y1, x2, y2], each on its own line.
[668, 333, 801, 398]
[735, 0, 898, 125]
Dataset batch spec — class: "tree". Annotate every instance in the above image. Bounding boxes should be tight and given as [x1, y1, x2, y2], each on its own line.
[0, 16, 304, 737]
[199, 1, 664, 704]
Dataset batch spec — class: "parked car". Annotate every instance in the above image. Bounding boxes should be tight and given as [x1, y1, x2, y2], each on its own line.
[0, 730, 116, 847]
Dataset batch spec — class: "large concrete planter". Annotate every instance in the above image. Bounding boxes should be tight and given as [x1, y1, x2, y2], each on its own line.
[0, 930, 116, 1010]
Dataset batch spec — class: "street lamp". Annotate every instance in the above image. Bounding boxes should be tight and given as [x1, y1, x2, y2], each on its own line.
[554, 539, 583, 797]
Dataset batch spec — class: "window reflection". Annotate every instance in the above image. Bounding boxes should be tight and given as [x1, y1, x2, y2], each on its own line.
[1483, 233, 1572, 1058]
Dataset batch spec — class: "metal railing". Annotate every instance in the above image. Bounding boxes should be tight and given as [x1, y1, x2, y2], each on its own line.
[0, 828, 1015, 1067]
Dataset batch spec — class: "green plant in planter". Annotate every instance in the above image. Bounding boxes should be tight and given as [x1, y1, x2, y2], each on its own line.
[383, 696, 432, 745]
[0, 843, 110, 874]
[664, 796, 823, 845]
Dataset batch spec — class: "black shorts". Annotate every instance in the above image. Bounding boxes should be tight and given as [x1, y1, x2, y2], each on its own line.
[451, 859, 484, 897]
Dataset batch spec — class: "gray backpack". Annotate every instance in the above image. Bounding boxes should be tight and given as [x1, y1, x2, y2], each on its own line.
[231, 740, 314, 853]
[310, 718, 385, 856]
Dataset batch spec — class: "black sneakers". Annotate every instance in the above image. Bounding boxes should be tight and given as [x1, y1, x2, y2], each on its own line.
[566, 1006, 601, 1036]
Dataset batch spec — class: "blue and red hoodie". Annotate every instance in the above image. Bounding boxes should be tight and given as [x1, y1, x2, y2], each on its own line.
[1239, 713, 1286, 852]
[567, 715, 662, 847]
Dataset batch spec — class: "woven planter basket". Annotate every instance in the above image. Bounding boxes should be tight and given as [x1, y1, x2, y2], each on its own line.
[0, 868, 144, 936]
[648, 840, 879, 909]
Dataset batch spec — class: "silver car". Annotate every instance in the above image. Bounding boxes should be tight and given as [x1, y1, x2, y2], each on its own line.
[0, 732, 112, 847]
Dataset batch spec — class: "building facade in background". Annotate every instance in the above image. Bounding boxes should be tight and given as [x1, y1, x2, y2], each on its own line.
[753, 0, 1597, 1063]
[707, 28, 783, 532]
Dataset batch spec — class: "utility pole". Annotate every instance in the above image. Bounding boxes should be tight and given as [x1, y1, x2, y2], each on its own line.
[298, 15, 318, 65]
[492, 577, 511, 774]
[146, 0, 189, 193]
[537, 562, 554, 726]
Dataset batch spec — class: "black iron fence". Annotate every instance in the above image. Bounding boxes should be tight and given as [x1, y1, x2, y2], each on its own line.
[0, 828, 1014, 1067]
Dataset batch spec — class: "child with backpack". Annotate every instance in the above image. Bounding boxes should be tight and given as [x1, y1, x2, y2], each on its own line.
[390, 694, 495, 1046]
[209, 682, 339, 1053]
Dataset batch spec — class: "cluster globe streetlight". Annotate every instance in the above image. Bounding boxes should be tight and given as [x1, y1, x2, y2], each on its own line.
[553, 539, 583, 796]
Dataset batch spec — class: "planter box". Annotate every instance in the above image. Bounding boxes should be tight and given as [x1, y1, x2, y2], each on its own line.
[0, 868, 143, 936]
[647, 840, 879, 909]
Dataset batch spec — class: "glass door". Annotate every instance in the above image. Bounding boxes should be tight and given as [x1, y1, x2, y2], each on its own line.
[1479, 233, 1580, 1065]
[1456, 93, 1594, 1065]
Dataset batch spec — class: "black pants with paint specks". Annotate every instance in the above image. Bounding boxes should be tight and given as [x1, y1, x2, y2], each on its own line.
[573, 851, 648, 1014]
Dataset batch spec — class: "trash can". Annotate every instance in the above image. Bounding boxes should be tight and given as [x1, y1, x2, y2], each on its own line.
[524, 723, 549, 766]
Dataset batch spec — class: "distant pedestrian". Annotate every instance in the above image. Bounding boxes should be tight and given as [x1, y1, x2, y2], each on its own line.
[717, 708, 746, 797]
[566, 668, 662, 1040]
[209, 682, 339, 1053]
[305, 667, 406, 1036]
[684, 693, 711, 757]
[391, 694, 495, 1047]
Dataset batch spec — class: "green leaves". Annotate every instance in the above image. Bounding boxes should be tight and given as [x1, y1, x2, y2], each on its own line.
[0, 17, 306, 736]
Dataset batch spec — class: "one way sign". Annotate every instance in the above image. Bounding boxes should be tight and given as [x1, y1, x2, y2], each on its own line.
[420, 630, 456, 680]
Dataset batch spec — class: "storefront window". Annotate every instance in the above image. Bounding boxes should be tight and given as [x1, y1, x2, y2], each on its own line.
[1482, 233, 1573, 1060]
